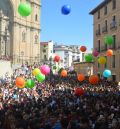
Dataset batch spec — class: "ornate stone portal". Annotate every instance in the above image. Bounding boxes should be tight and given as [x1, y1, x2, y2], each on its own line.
[0, 0, 41, 64]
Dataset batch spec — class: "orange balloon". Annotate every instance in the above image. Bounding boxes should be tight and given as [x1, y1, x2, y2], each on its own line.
[15, 77, 25, 88]
[78, 74, 85, 82]
[80, 46, 87, 52]
[61, 70, 67, 77]
[89, 75, 99, 85]
[106, 49, 113, 56]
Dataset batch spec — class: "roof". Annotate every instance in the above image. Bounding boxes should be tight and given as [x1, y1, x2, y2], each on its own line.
[89, 0, 112, 15]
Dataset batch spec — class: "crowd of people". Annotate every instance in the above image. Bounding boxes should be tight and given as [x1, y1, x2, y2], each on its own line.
[0, 63, 120, 129]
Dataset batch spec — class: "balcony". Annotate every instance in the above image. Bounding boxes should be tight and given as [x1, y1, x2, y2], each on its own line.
[109, 45, 116, 50]
[102, 26, 108, 33]
[96, 30, 101, 36]
[110, 21, 117, 30]
[101, 46, 107, 52]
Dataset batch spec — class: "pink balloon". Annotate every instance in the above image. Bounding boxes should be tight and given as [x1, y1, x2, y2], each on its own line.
[40, 65, 50, 75]
[92, 49, 99, 57]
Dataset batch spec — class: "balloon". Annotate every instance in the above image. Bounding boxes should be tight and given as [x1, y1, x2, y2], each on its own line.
[61, 5, 71, 15]
[85, 54, 93, 62]
[75, 88, 84, 96]
[104, 35, 113, 45]
[61, 70, 67, 77]
[92, 49, 99, 57]
[32, 68, 40, 76]
[54, 55, 61, 62]
[36, 73, 45, 82]
[89, 75, 99, 85]
[18, 2, 32, 17]
[103, 69, 111, 78]
[78, 74, 85, 82]
[80, 46, 87, 52]
[26, 79, 35, 88]
[15, 77, 25, 88]
[106, 49, 113, 56]
[40, 65, 50, 75]
[98, 57, 106, 64]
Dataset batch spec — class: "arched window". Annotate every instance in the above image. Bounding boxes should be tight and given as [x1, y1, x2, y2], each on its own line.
[35, 35, 38, 44]
[35, 14, 38, 21]
[22, 31, 26, 42]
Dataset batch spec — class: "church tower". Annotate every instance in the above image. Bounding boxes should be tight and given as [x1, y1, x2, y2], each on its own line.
[0, 0, 41, 64]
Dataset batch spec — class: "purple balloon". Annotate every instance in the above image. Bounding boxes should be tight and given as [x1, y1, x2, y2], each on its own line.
[40, 65, 50, 75]
[92, 49, 99, 57]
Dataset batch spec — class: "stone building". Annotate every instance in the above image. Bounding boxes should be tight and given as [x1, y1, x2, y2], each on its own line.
[0, 0, 41, 64]
[90, 0, 120, 81]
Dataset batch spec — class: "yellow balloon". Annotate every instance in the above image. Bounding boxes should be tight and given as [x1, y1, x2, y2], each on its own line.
[32, 68, 40, 76]
[98, 57, 106, 64]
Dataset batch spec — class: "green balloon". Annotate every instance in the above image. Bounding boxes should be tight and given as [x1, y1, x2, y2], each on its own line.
[18, 2, 32, 17]
[26, 79, 35, 88]
[36, 73, 45, 83]
[85, 54, 93, 62]
[104, 35, 114, 45]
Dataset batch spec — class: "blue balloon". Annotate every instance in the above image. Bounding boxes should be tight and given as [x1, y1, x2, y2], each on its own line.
[61, 5, 71, 15]
[103, 69, 111, 78]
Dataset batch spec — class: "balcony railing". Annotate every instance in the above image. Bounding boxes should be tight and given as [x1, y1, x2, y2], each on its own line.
[96, 30, 101, 36]
[102, 26, 108, 33]
[110, 21, 117, 30]
[101, 46, 107, 51]
[109, 45, 116, 49]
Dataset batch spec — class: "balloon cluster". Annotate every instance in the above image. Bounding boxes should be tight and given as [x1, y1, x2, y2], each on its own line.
[15, 65, 50, 89]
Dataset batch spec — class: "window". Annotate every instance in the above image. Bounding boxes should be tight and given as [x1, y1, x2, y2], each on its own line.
[98, 10, 100, 19]
[112, 0, 116, 9]
[112, 75, 116, 81]
[105, 20, 107, 30]
[35, 14, 38, 21]
[98, 24, 100, 31]
[104, 56, 107, 68]
[44, 45, 46, 48]
[112, 35, 116, 49]
[22, 31, 26, 42]
[112, 55, 115, 68]
[98, 40, 100, 52]
[104, 6, 107, 15]
[44, 55, 47, 60]
[43, 49, 46, 53]
[35, 35, 38, 44]
[113, 15, 116, 21]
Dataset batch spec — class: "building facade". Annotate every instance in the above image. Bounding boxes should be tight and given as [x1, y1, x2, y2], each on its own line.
[40, 40, 54, 63]
[90, 0, 120, 82]
[74, 62, 93, 76]
[0, 0, 41, 64]
[54, 45, 84, 68]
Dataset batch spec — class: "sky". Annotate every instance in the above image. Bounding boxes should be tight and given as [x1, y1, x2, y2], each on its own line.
[41, 0, 103, 50]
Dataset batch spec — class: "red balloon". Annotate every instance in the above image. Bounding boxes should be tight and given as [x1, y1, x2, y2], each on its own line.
[75, 88, 84, 96]
[78, 74, 85, 82]
[89, 75, 99, 85]
[54, 55, 61, 62]
[80, 46, 87, 52]
[61, 70, 67, 77]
